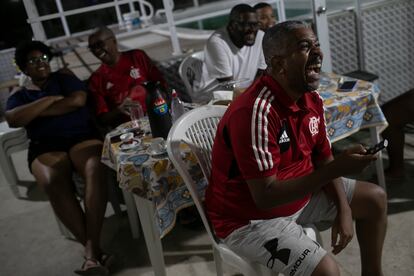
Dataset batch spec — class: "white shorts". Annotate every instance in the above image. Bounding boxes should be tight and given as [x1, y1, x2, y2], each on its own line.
[223, 177, 356, 276]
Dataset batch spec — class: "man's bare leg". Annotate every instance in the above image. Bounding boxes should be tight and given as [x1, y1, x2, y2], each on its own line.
[350, 181, 387, 276]
[311, 254, 340, 276]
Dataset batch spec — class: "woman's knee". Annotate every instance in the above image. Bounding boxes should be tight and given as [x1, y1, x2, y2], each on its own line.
[80, 156, 106, 180]
[34, 171, 70, 192]
[311, 254, 340, 276]
[70, 142, 104, 178]
[31, 154, 73, 191]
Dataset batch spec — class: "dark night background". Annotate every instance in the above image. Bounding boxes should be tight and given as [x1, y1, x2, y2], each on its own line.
[0, 0, 32, 50]
[0, 0, 216, 50]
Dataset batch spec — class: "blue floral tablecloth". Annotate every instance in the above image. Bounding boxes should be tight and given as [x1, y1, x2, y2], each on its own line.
[319, 72, 387, 142]
[102, 120, 206, 238]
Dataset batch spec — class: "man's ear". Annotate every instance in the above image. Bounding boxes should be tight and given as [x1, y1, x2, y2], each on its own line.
[227, 21, 236, 33]
[270, 55, 285, 74]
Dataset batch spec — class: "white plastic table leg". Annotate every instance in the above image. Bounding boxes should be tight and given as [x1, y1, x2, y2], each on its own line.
[370, 127, 386, 190]
[133, 194, 166, 276]
[122, 189, 141, 239]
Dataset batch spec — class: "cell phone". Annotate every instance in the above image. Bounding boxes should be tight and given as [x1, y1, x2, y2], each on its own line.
[365, 139, 388, 155]
[337, 80, 358, 92]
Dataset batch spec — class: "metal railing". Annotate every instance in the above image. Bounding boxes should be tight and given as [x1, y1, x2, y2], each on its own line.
[22, 0, 285, 43]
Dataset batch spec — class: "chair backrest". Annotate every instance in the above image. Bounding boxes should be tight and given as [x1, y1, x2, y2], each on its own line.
[0, 122, 31, 198]
[178, 51, 204, 97]
[166, 105, 226, 244]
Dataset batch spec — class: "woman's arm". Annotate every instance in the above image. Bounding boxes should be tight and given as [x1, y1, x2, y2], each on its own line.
[39, 90, 87, 116]
[5, 95, 64, 127]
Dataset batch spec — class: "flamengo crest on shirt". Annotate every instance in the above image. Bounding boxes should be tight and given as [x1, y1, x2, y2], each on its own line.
[309, 116, 320, 136]
[106, 82, 113, 89]
[130, 67, 141, 79]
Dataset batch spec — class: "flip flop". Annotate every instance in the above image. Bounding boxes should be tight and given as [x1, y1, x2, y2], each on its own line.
[74, 257, 108, 276]
[100, 253, 115, 269]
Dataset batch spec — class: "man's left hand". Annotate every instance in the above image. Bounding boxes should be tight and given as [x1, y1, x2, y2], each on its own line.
[331, 207, 354, 255]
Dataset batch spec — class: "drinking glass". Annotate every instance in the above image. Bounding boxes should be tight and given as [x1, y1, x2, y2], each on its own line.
[128, 103, 144, 129]
[233, 78, 252, 100]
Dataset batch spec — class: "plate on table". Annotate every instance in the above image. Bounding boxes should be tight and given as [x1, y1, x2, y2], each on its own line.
[119, 139, 141, 151]
[149, 148, 167, 157]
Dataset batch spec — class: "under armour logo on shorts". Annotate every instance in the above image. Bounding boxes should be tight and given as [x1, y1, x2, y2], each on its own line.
[263, 237, 291, 268]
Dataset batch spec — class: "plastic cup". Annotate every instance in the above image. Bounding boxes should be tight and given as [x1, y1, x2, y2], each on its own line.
[150, 137, 166, 154]
[128, 103, 144, 129]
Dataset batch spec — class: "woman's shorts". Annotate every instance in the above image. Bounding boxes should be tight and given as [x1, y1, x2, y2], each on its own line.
[28, 134, 101, 172]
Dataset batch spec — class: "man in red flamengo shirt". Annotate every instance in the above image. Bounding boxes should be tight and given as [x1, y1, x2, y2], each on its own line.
[205, 21, 387, 276]
[88, 26, 166, 129]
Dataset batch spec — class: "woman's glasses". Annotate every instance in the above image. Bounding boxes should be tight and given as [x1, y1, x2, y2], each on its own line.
[27, 54, 49, 65]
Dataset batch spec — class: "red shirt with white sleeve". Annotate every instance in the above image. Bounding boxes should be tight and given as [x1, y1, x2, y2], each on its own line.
[205, 74, 332, 239]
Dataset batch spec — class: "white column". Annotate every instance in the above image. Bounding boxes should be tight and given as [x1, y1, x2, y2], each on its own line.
[54, 0, 71, 37]
[114, 0, 124, 28]
[128, 0, 135, 12]
[191, 0, 203, 29]
[138, 0, 148, 26]
[22, 0, 47, 41]
[276, 0, 286, 22]
[162, 0, 182, 55]
[354, 0, 366, 70]
[311, 0, 332, 72]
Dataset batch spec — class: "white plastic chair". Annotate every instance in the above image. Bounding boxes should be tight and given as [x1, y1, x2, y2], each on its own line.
[0, 121, 32, 198]
[178, 51, 204, 98]
[0, 121, 140, 239]
[167, 105, 322, 276]
[166, 105, 275, 276]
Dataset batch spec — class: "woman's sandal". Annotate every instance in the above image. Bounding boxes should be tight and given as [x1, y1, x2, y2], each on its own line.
[100, 253, 115, 269]
[74, 257, 109, 276]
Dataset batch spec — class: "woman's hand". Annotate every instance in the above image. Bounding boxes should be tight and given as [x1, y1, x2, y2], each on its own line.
[49, 95, 65, 102]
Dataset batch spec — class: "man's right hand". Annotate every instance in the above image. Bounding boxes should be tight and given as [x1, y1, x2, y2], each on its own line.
[117, 97, 135, 115]
[333, 144, 377, 176]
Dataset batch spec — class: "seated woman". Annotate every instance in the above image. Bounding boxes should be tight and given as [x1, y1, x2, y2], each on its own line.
[5, 41, 110, 275]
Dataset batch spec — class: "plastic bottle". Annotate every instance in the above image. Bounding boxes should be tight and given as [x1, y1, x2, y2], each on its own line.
[170, 89, 185, 123]
[144, 81, 172, 139]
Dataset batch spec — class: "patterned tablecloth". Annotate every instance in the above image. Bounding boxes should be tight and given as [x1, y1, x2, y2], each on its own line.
[319, 72, 387, 142]
[101, 119, 206, 238]
[101, 72, 388, 238]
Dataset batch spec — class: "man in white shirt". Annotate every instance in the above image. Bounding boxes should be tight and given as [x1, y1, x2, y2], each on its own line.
[194, 4, 267, 102]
